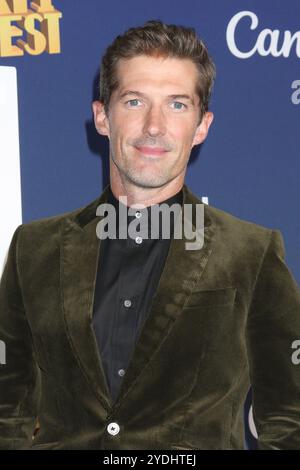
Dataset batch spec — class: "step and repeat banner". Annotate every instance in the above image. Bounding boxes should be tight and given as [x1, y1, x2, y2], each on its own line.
[0, 0, 299, 450]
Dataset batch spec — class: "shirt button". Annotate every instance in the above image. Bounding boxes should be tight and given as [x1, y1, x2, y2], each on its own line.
[124, 299, 131, 308]
[118, 368, 125, 377]
[135, 236, 143, 244]
[135, 210, 142, 219]
[107, 422, 120, 436]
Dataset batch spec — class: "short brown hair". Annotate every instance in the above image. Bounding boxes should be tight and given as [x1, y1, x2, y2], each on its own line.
[99, 19, 216, 123]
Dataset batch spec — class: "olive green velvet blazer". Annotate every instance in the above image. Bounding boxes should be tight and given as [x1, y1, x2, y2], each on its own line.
[0, 183, 300, 450]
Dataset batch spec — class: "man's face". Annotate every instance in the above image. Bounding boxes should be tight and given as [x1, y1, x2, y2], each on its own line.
[93, 54, 213, 189]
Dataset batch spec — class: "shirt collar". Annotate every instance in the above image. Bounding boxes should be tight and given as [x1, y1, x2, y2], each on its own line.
[107, 185, 183, 216]
[106, 185, 183, 239]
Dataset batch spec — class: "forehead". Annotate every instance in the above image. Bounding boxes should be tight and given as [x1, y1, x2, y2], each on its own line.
[114, 55, 199, 96]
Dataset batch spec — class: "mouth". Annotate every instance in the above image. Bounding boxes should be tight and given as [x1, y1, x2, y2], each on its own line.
[134, 146, 168, 156]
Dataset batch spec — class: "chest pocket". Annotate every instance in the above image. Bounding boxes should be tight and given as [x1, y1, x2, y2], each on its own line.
[184, 286, 237, 308]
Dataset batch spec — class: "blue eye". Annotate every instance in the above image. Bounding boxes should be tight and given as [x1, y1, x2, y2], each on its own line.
[171, 102, 186, 110]
[127, 99, 140, 107]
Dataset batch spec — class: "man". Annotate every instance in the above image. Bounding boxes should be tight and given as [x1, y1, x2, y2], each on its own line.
[0, 19, 300, 450]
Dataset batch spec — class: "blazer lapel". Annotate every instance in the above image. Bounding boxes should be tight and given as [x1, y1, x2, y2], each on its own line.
[61, 183, 215, 412]
[61, 185, 112, 411]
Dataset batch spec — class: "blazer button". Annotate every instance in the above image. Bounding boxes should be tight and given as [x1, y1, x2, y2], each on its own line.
[107, 422, 120, 436]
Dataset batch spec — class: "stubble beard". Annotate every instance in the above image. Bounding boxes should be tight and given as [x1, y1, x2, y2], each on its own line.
[110, 149, 177, 189]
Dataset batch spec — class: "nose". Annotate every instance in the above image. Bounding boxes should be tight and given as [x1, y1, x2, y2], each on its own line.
[142, 104, 166, 137]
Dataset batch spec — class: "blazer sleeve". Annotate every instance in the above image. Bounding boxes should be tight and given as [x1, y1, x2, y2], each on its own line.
[246, 229, 300, 449]
[0, 225, 39, 449]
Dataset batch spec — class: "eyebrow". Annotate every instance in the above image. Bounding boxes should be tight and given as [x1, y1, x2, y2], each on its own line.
[119, 90, 195, 105]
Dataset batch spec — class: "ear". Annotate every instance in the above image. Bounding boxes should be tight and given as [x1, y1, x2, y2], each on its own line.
[192, 111, 214, 147]
[92, 100, 110, 138]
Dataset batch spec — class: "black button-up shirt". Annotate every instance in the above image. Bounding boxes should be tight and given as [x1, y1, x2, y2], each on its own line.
[92, 185, 183, 403]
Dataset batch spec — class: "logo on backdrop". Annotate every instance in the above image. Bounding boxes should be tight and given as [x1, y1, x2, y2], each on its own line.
[226, 10, 300, 59]
[291, 80, 300, 104]
[0, 0, 62, 57]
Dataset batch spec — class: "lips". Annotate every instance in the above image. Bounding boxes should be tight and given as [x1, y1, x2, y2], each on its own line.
[135, 146, 168, 156]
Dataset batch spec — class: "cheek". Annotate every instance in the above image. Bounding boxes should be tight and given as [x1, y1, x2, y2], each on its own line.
[169, 117, 193, 136]
[112, 116, 140, 142]
[172, 127, 195, 149]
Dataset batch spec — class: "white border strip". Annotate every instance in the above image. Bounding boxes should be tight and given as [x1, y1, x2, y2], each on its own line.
[0, 66, 22, 275]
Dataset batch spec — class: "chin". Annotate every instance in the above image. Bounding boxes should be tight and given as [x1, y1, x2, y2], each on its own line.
[128, 174, 170, 189]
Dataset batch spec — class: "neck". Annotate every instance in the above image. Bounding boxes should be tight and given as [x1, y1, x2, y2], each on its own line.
[110, 171, 185, 209]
